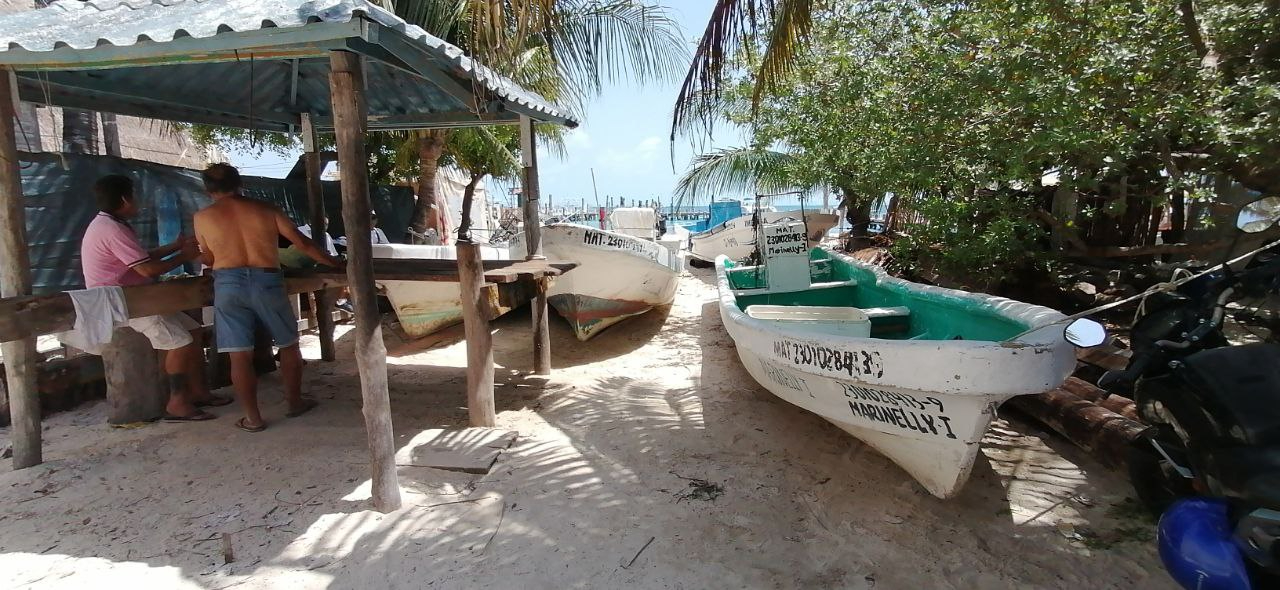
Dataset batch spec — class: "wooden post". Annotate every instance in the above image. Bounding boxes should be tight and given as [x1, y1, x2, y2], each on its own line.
[329, 50, 401, 512]
[102, 327, 166, 424]
[519, 115, 551, 375]
[532, 276, 551, 375]
[302, 114, 336, 362]
[457, 240, 496, 426]
[0, 68, 40, 468]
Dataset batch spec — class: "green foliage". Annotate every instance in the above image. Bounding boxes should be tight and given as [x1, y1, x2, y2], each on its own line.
[889, 192, 1047, 286]
[695, 0, 1280, 279]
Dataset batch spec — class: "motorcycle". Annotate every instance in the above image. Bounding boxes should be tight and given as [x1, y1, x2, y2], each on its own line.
[1092, 196, 1280, 590]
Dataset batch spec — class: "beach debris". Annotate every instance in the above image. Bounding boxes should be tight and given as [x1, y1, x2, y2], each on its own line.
[669, 470, 724, 502]
[881, 515, 904, 525]
[621, 536, 656, 569]
[221, 533, 234, 564]
[478, 501, 507, 555]
[395, 429, 517, 474]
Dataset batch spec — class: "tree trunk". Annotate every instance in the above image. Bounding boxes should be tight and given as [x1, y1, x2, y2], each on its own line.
[841, 189, 874, 250]
[100, 113, 121, 157]
[411, 130, 448, 242]
[61, 108, 98, 155]
[1169, 189, 1187, 243]
[457, 173, 482, 241]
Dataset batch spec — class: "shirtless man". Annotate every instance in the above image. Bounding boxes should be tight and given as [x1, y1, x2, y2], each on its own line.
[193, 163, 341, 432]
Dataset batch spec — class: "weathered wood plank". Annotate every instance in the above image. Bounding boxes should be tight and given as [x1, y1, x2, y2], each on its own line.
[0, 275, 347, 344]
[330, 50, 400, 513]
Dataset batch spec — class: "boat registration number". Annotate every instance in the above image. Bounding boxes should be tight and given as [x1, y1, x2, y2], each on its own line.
[582, 228, 671, 267]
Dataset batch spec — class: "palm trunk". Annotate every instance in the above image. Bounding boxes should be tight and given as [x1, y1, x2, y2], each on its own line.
[411, 130, 449, 242]
[458, 173, 483, 242]
[61, 108, 98, 155]
[101, 113, 121, 157]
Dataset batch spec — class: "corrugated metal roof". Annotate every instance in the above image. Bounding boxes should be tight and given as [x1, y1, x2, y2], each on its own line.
[0, 0, 578, 129]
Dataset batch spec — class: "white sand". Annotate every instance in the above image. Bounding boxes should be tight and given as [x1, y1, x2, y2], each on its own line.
[0, 266, 1172, 589]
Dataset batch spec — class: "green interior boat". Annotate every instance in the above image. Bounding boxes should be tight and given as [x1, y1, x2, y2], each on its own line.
[724, 249, 1032, 341]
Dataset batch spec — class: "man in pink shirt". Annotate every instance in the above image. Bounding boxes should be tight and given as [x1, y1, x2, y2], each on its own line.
[81, 174, 230, 421]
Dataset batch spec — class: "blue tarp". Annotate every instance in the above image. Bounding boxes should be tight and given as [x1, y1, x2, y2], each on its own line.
[20, 152, 415, 294]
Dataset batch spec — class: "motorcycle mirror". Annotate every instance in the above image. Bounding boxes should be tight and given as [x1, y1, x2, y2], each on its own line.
[1063, 318, 1107, 348]
[1236, 196, 1280, 233]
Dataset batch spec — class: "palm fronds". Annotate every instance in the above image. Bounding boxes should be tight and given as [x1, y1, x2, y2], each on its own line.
[673, 146, 801, 207]
[672, 0, 813, 140]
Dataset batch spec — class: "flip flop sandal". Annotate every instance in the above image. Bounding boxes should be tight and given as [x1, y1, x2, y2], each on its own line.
[235, 417, 267, 433]
[162, 410, 216, 422]
[196, 395, 235, 408]
[285, 399, 319, 418]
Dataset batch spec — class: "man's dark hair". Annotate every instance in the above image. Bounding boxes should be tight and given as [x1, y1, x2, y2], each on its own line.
[202, 163, 242, 194]
[94, 174, 133, 213]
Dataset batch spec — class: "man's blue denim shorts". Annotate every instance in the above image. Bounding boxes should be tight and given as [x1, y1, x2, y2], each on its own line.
[212, 268, 299, 352]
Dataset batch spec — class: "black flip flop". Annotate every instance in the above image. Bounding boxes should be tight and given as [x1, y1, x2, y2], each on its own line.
[285, 398, 319, 418]
[236, 417, 267, 433]
[162, 410, 216, 422]
[196, 395, 235, 408]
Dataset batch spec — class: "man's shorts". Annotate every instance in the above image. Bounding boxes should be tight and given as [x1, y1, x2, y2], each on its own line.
[212, 268, 298, 353]
[128, 313, 199, 351]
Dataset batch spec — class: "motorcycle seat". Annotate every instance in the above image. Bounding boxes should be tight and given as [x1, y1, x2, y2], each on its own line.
[1179, 343, 1280, 446]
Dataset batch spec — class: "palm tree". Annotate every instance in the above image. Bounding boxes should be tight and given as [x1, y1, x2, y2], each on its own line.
[378, 0, 687, 242]
[671, 0, 812, 139]
[673, 145, 800, 205]
[676, 144, 881, 250]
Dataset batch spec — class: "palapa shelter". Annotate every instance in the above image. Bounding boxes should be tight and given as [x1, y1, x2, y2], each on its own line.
[0, 0, 578, 512]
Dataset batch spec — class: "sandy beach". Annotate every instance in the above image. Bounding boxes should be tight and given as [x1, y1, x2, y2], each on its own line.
[1, 266, 1172, 589]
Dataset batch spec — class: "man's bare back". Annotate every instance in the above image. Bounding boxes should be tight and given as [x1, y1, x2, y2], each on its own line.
[194, 196, 335, 270]
[194, 197, 285, 269]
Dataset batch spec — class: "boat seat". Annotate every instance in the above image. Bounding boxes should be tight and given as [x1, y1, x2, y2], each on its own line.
[860, 306, 910, 319]
[862, 306, 911, 337]
[745, 305, 871, 338]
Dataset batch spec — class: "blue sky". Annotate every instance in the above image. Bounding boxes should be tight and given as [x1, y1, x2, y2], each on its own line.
[229, 0, 752, 210]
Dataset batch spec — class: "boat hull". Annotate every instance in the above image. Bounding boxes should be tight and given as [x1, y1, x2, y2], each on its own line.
[690, 211, 839, 262]
[716, 250, 1075, 498]
[532, 224, 681, 340]
[373, 244, 512, 339]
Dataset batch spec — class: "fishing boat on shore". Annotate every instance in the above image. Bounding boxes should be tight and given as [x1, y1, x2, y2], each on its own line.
[716, 221, 1075, 498]
[690, 209, 839, 263]
[373, 244, 513, 338]
[521, 217, 681, 340]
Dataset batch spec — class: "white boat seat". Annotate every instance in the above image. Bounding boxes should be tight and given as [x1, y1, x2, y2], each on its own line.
[860, 306, 911, 319]
[745, 305, 871, 338]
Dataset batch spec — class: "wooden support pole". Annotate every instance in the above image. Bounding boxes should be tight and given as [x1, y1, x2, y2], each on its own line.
[0, 68, 40, 468]
[457, 240, 496, 426]
[520, 115, 551, 375]
[329, 50, 400, 512]
[302, 113, 336, 361]
[532, 276, 551, 375]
